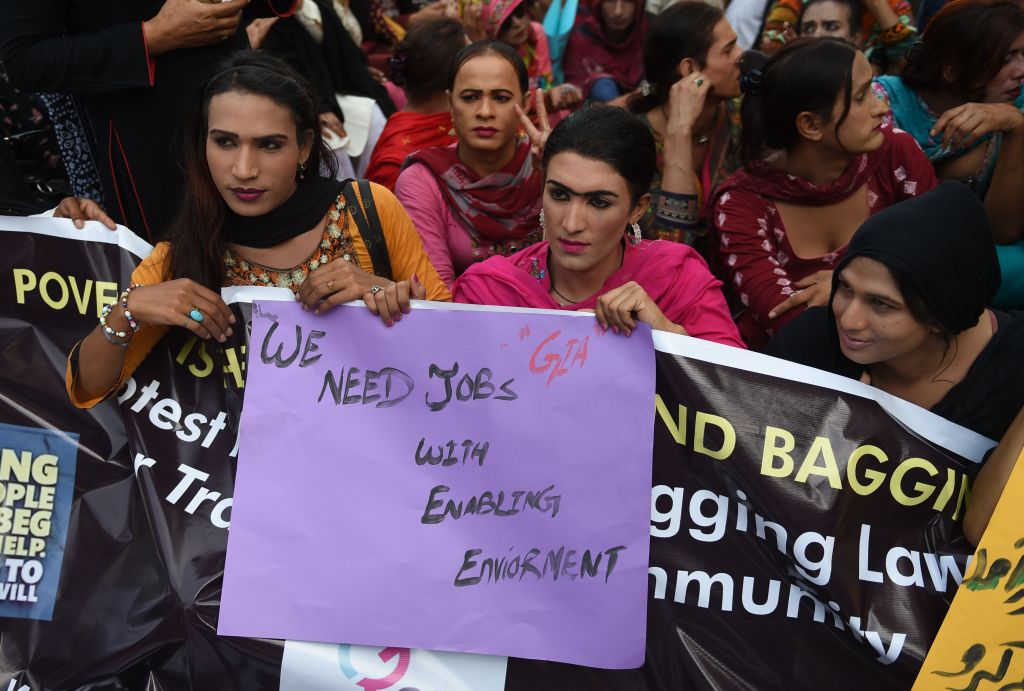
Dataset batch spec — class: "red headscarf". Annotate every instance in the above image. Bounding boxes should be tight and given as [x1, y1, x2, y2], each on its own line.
[563, 0, 647, 96]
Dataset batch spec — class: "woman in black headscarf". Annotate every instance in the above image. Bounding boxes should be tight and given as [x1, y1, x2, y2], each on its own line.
[765, 181, 1024, 443]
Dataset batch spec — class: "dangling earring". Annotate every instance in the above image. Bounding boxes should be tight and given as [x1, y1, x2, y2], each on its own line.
[297, 160, 307, 180]
[629, 222, 642, 246]
[539, 209, 546, 231]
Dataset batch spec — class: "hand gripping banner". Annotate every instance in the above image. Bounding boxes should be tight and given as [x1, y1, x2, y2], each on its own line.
[0, 217, 994, 690]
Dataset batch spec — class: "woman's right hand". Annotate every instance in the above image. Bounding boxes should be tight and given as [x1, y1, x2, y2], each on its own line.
[54, 197, 116, 230]
[514, 88, 551, 170]
[127, 280, 236, 342]
[931, 102, 1024, 150]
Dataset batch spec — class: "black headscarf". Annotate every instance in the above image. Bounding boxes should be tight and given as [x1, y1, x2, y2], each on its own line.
[224, 175, 344, 249]
[830, 180, 1000, 335]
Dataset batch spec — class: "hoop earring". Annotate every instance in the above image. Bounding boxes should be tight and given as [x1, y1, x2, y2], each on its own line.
[629, 222, 642, 245]
[297, 160, 307, 180]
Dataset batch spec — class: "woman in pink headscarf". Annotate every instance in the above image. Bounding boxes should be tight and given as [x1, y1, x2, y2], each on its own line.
[563, 0, 647, 102]
[483, 0, 582, 113]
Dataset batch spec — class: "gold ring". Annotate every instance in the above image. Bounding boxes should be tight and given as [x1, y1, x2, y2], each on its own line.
[326, 279, 335, 291]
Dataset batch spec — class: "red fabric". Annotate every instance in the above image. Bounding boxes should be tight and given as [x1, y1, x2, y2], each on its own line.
[365, 111, 455, 191]
[139, 21, 155, 86]
[563, 0, 647, 97]
[712, 127, 938, 348]
[404, 140, 543, 244]
[453, 239, 746, 348]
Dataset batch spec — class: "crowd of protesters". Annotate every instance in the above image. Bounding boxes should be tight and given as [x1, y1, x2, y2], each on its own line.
[1, 0, 1023, 627]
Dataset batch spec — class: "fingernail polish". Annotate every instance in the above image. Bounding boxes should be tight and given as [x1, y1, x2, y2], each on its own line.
[612, 326, 619, 334]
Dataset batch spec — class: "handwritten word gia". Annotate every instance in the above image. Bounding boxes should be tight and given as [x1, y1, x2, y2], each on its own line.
[530, 331, 589, 386]
[12, 268, 117, 317]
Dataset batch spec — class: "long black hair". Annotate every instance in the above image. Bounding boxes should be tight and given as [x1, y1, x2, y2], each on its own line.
[543, 105, 656, 206]
[166, 50, 337, 289]
[391, 17, 467, 102]
[447, 40, 529, 95]
[739, 37, 857, 166]
[627, 1, 724, 114]
[901, 0, 1024, 102]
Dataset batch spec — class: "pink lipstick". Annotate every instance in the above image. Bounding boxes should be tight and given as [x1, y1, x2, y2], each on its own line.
[231, 188, 265, 202]
[557, 238, 588, 255]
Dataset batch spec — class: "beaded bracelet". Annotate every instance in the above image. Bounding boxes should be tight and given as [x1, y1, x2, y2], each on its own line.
[99, 302, 131, 347]
[119, 283, 144, 334]
[98, 284, 144, 347]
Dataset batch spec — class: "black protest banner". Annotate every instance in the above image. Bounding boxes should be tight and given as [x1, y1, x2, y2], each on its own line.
[0, 218, 990, 690]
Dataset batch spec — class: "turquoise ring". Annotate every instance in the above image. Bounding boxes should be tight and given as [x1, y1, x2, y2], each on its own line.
[189, 308, 205, 323]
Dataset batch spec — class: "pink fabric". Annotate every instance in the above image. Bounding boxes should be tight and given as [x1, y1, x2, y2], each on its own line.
[453, 239, 746, 348]
[712, 128, 938, 347]
[395, 162, 512, 288]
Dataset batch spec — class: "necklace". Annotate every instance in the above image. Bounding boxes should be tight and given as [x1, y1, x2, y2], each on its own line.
[550, 282, 579, 305]
[547, 258, 581, 305]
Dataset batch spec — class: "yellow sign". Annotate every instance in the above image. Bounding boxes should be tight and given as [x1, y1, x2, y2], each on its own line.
[913, 448, 1024, 690]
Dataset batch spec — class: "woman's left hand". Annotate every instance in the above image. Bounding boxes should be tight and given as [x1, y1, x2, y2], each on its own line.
[768, 270, 833, 320]
[594, 281, 687, 336]
[514, 88, 551, 169]
[363, 274, 427, 325]
[53, 196, 117, 230]
[297, 260, 427, 326]
[297, 259, 380, 314]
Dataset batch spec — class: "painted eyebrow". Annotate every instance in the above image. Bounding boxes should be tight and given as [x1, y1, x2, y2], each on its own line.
[458, 88, 516, 95]
[547, 179, 620, 198]
[208, 129, 290, 142]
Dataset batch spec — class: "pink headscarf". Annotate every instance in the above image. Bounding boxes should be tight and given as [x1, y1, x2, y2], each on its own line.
[481, 0, 555, 89]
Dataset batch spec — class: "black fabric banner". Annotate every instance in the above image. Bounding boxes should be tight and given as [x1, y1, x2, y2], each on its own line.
[0, 220, 983, 690]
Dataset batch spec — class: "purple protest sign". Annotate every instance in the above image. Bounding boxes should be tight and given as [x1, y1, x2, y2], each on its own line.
[219, 301, 654, 668]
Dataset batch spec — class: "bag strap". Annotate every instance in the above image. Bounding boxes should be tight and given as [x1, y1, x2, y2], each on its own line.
[341, 179, 393, 282]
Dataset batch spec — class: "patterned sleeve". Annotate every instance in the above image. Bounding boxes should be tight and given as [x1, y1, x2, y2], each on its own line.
[761, 0, 804, 45]
[887, 129, 938, 199]
[875, 0, 917, 65]
[714, 189, 801, 337]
